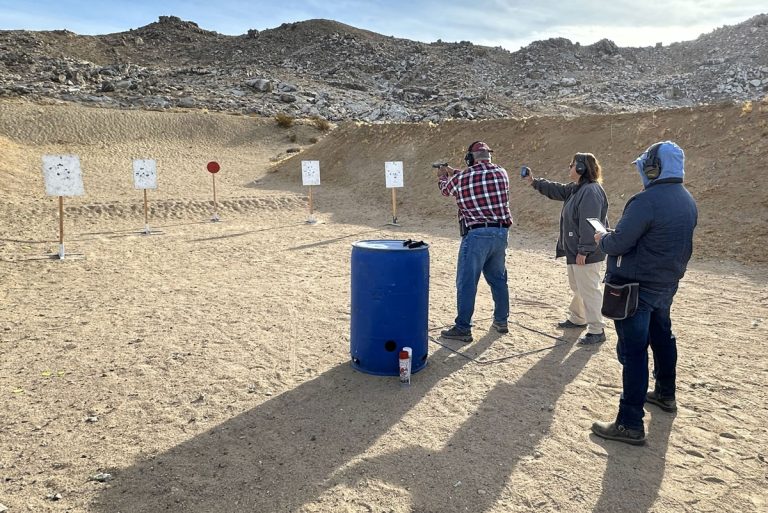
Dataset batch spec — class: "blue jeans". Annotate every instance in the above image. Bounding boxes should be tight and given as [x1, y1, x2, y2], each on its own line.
[454, 227, 509, 331]
[614, 284, 679, 430]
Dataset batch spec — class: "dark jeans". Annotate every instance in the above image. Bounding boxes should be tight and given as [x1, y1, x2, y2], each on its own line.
[614, 284, 679, 431]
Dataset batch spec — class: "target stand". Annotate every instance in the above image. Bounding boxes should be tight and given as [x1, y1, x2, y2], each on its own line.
[385, 161, 403, 227]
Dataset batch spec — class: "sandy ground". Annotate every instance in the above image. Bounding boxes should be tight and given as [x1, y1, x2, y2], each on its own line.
[0, 100, 766, 512]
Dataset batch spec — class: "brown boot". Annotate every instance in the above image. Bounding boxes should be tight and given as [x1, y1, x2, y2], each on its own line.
[591, 421, 646, 446]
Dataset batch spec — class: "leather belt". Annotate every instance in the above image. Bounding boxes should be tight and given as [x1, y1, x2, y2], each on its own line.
[467, 222, 510, 230]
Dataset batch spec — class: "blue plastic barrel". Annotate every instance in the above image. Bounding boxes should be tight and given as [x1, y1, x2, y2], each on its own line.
[350, 240, 429, 376]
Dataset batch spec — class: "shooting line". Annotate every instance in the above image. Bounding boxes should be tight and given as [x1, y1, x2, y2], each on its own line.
[428, 320, 567, 365]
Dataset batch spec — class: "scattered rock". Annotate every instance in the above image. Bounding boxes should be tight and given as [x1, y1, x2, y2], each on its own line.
[90, 472, 113, 482]
[0, 14, 766, 121]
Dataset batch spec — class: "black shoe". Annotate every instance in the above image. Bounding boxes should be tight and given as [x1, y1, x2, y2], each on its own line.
[578, 331, 606, 345]
[491, 320, 509, 334]
[646, 391, 677, 412]
[440, 326, 473, 343]
[557, 319, 586, 329]
[591, 421, 646, 446]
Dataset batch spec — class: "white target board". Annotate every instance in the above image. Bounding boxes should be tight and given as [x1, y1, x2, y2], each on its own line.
[133, 159, 158, 190]
[42, 155, 84, 197]
[385, 161, 404, 188]
[301, 160, 320, 186]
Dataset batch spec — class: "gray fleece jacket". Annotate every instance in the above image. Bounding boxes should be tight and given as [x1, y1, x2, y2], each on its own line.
[531, 178, 609, 264]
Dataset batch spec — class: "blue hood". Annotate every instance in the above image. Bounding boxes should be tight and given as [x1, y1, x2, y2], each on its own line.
[633, 140, 685, 187]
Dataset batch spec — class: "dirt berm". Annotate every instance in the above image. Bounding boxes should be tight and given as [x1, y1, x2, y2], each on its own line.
[266, 101, 767, 265]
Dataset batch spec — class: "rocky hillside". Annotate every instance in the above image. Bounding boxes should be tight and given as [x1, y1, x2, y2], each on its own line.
[1, 14, 767, 121]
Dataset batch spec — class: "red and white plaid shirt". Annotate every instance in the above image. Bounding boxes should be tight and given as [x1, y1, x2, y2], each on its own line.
[439, 161, 512, 226]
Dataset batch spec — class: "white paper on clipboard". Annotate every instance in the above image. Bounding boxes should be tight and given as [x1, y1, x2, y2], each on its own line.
[587, 218, 607, 234]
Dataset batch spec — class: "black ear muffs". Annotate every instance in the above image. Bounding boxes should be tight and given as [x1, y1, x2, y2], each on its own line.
[574, 154, 588, 175]
[465, 141, 482, 167]
[643, 143, 662, 180]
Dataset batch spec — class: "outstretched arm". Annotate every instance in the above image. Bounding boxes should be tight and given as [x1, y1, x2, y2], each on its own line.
[531, 177, 575, 201]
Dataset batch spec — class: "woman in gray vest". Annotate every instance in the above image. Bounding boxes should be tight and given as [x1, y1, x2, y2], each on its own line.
[523, 153, 609, 345]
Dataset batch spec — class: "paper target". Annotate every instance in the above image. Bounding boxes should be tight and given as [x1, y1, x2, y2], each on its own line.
[385, 161, 404, 188]
[132, 159, 158, 190]
[301, 160, 321, 186]
[42, 155, 84, 197]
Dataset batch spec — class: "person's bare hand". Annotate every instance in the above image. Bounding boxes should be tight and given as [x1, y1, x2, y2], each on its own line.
[576, 254, 587, 265]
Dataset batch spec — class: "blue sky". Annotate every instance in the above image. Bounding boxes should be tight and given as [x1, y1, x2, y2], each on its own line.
[0, 0, 765, 50]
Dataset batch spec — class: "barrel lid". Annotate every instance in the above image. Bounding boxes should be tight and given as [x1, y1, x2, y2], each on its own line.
[352, 239, 429, 251]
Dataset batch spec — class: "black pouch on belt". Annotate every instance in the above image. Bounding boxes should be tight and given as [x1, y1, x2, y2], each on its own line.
[601, 282, 640, 320]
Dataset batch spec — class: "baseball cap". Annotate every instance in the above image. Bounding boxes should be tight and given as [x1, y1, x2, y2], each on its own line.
[470, 141, 493, 153]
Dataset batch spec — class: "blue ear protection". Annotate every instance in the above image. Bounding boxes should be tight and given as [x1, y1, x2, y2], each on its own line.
[465, 141, 482, 167]
[643, 143, 662, 180]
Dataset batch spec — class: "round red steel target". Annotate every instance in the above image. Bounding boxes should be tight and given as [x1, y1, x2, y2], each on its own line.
[206, 161, 220, 174]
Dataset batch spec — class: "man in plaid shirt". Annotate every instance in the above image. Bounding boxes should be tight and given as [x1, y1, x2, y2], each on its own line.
[436, 141, 512, 343]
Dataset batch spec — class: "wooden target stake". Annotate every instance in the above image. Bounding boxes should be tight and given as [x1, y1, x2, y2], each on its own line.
[212, 173, 219, 221]
[306, 185, 318, 224]
[143, 189, 150, 234]
[58, 196, 65, 259]
[391, 188, 398, 225]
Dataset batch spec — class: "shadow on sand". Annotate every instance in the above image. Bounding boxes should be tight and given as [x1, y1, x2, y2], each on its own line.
[591, 408, 675, 513]
[92, 328, 614, 512]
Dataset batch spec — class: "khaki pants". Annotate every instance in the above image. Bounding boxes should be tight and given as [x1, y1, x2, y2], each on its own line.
[566, 262, 606, 334]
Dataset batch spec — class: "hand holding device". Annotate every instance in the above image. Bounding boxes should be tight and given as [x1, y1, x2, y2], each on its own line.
[520, 166, 530, 178]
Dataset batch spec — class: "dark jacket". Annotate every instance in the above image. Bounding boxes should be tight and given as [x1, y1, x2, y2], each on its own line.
[532, 179, 608, 264]
[600, 178, 698, 287]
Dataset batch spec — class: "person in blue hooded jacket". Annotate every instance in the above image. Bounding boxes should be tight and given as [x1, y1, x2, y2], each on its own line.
[590, 141, 698, 446]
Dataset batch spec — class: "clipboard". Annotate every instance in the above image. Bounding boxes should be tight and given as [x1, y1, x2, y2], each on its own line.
[587, 218, 607, 234]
